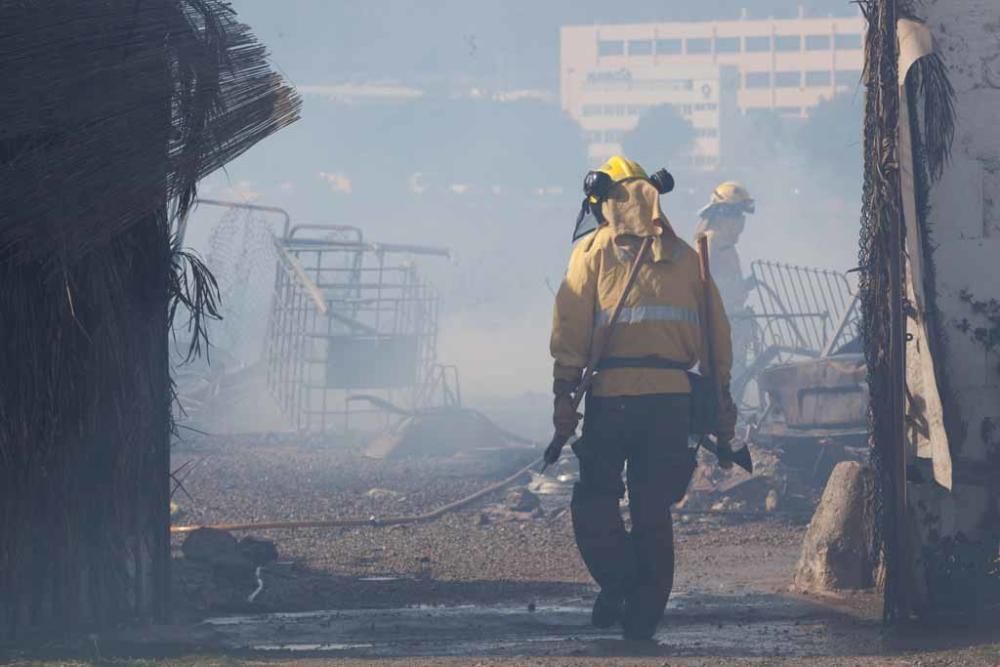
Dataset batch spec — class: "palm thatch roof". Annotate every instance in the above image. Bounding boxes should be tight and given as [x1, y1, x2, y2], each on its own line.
[0, 0, 299, 638]
[0, 0, 300, 262]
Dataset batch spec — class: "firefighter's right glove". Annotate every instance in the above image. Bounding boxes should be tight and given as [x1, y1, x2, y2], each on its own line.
[553, 394, 582, 439]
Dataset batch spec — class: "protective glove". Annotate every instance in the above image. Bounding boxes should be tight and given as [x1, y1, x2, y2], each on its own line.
[553, 394, 582, 439]
[715, 383, 738, 446]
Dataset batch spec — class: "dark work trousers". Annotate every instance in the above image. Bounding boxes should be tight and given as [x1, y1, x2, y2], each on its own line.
[570, 393, 695, 634]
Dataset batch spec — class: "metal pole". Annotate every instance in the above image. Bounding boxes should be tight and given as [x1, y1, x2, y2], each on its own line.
[881, 0, 908, 623]
[889, 156, 909, 624]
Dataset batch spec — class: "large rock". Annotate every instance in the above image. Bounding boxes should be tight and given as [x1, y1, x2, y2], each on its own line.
[794, 461, 874, 593]
[182, 528, 253, 572]
[238, 536, 279, 566]
[505, 487, 541, 513]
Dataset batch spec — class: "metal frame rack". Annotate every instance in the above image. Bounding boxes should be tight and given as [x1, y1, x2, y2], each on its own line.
[264, 223, 451, 433]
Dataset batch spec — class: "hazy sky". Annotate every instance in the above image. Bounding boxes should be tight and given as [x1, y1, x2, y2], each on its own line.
[232, 1, 859, 90]
[192, 1, 864, 402]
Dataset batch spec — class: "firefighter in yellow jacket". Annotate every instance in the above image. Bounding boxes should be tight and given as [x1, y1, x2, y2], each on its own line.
[551, 156, 736, 640]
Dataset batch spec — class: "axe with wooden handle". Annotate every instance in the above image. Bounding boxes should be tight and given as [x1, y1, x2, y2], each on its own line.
[695, 234, 753, 475]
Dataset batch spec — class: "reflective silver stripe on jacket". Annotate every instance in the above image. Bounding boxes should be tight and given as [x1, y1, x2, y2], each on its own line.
[595, 305, 700, 328]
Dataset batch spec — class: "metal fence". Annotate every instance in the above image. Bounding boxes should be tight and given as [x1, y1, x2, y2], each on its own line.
[746, 260, 859, 357]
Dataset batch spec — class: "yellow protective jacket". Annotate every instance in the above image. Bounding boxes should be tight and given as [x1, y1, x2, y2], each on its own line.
[550, 179, 733, 397]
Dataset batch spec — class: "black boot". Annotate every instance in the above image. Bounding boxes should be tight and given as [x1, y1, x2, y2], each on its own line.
[591, 589, 624, 628]
[621, 487, 676, 641]
[571, 483, 635, 629]
[622, 587, 662, 640]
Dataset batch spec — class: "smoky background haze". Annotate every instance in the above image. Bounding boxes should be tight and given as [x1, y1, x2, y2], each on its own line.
[184, 0, 863, 425]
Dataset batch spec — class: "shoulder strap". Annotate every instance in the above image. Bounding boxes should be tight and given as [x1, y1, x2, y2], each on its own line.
[569, 235, 654, 406]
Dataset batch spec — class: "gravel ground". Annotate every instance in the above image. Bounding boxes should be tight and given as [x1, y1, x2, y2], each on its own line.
[169, 436, 808, 612]
[7, 649, 1000, 666]
[4, 434, 982, 666]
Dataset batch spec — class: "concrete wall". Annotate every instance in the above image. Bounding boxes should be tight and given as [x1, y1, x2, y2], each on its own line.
[917, 0, 1000, 544]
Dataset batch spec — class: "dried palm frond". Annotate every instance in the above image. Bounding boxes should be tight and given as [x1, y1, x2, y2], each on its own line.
[169, 247, 222, 363]
[0, 0, 301, 263]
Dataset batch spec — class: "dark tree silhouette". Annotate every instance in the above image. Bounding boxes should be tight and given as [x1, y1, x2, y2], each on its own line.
[622, 104, 695, 169]
[796, 92, 864, 192]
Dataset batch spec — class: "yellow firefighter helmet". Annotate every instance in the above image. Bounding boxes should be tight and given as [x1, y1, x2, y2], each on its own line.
[585, 155, 673, 204]
[573, 155, 675, 240]
[701, 181, 755, 217]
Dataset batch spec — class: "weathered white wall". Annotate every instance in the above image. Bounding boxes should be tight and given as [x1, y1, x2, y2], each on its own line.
[918, 0, 1000, 539]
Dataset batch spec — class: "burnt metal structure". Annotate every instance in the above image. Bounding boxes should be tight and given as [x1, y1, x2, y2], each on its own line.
[746, 260, 859, 358]
[264, 224, 451, 433]
[735, 260, 868, 483]
[732, 260, 861, 407]
[173, 199, 287, 424]
[185, 199, 454, 433]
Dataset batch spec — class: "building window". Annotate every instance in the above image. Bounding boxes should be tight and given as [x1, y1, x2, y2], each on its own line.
[694, 103, 718, 111]
[715, 36, 740, 53]
[656, 38, 682, 55]
[745, 72, 771, 88]
[694, 128, 719, 138]
[628, 39, 653, 56]
[603, 130, 625, 143]
[774, 35, 802, 52]
[686, 37, 711, 54]
[582, 104, 602, 116]
[598, 39, 625, 57]
[805, 70, 832, 86]
[774, 71, 802, 88]
[834, 34, 863, 49]
[835, 69, 862, 86]
[745, 36, 771, 52]
[805, 34, 831, 50]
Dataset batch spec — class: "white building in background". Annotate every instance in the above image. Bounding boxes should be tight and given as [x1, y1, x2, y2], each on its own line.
[560, 11, 865, 166]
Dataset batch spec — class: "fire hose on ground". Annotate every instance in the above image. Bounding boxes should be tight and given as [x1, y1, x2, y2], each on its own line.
[170, 449, 792, 536]
[170, 455, 545, 534]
